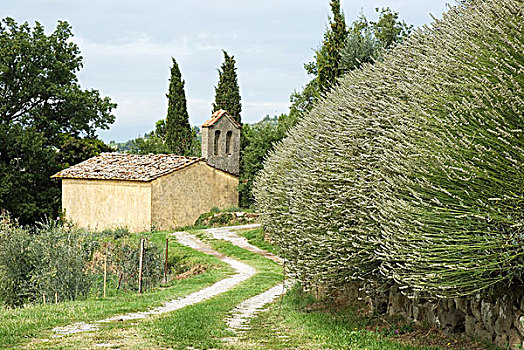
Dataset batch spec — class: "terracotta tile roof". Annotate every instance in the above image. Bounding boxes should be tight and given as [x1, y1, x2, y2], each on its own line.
[202, 109, 241, 129]
[52, 153, 203, 182]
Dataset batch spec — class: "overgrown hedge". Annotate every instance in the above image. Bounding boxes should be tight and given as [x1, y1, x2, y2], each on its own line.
[254, 0, 524, 298]
[0, 214, 163, 308]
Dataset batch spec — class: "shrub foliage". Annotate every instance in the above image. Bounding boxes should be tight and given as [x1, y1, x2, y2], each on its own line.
[254, 0, 524, 298]
[0, 216, 96, 307]
[0, 215, 164, 307]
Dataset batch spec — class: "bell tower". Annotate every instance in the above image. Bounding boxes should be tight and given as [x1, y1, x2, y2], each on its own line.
[201, 110, 241, 175]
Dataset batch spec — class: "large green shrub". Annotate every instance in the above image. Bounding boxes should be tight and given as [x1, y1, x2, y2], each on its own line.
[0, 215, 96, 307]
[377, 0, 524, 297]
[0, 214, 36, 307]
[0, 217, 164, 307]
[31, 221, 96, 302]
[255, 0, 524, 298]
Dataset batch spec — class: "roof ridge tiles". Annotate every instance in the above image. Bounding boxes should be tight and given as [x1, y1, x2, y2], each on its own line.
[52, 153, 204, 182]
[201, 109, 241, 129]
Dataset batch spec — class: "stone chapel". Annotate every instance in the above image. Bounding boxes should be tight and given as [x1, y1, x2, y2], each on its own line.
[52, 110, 241, 232]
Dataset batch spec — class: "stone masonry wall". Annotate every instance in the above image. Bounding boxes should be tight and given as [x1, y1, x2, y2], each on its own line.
[335, 282, 524, 349]
[201, 115, 240, 176]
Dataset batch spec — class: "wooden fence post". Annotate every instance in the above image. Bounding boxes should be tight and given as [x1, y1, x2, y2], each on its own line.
[103, 253, 107, 298]
[163, 238, 169, 284]
[138, 238, 145, 294]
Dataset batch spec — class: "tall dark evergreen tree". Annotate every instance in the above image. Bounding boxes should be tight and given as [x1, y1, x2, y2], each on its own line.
[165, 57, 193, 156]
[212, 50, 242, 124]
[317, 0, 348, 94]
[290, 4, 411, 122]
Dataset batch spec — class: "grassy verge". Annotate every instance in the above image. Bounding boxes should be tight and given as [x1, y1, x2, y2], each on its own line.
[228, 229, 493, 350]
[231, 228, 479, 350]
[0, 232, 232, 349]
[224, 229, 435, 349]
[236, 227, 279, 255]
[229, 285, 440, 350]
[141, 237, 283, 350]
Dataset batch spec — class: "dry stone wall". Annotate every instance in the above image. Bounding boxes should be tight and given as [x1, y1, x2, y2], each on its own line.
[336, 282, 524, 349]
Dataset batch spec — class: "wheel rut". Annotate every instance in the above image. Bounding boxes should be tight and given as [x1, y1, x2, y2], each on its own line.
[205, 225, 290, 337]
[52, 229, 255, 336]
[41, 224, 288, 347]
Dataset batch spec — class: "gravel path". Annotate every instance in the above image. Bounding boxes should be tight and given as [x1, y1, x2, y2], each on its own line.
[52, 224, 290, 342]
[52, 229, 255, 336]
[206, 224, 283, 264]
[209, 224, 291, 336]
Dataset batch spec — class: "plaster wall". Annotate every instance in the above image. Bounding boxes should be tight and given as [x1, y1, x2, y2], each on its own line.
[62, 178, 151, 232]
[151, 161, 238, 230]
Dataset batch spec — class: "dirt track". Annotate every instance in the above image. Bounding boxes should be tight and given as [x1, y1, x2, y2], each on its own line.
[52, 224, 287, 339]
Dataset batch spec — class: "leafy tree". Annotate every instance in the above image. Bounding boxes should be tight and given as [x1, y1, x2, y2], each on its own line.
[290, 5, 412, 123]
[126, 130, 169, 155]
[239, 114, 294, 208]
[0, 125, 59, 225]
[57, 134, 113, 169]
[0, 18, 115, 224]
[165, 58, 193, 156]
[339, 27, 380, 73]
[369, 7, 412, 49]
[339, 8, 411, 74]
[212, 50, 242, 124]
[155, 119, 166, 139]
[123, 120, 200, 156]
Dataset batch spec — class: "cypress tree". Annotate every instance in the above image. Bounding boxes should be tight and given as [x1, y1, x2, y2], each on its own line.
[212, 50, 242, 124]
[317, 0, 349, 94]
[165, 57, 193, 155]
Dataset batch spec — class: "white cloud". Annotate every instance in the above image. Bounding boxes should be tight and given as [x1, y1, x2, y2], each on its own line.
[76, 35, 189, 58]
[96, 94, 290, 142]
[6, 0, 449, 142]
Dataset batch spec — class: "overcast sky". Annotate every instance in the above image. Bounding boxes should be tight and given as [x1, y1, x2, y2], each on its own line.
[3, 1, 451, 142]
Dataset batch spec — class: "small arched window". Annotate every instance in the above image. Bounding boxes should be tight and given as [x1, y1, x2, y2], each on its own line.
[225, 131, 233, 155]
[214, 130, 221, 155]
